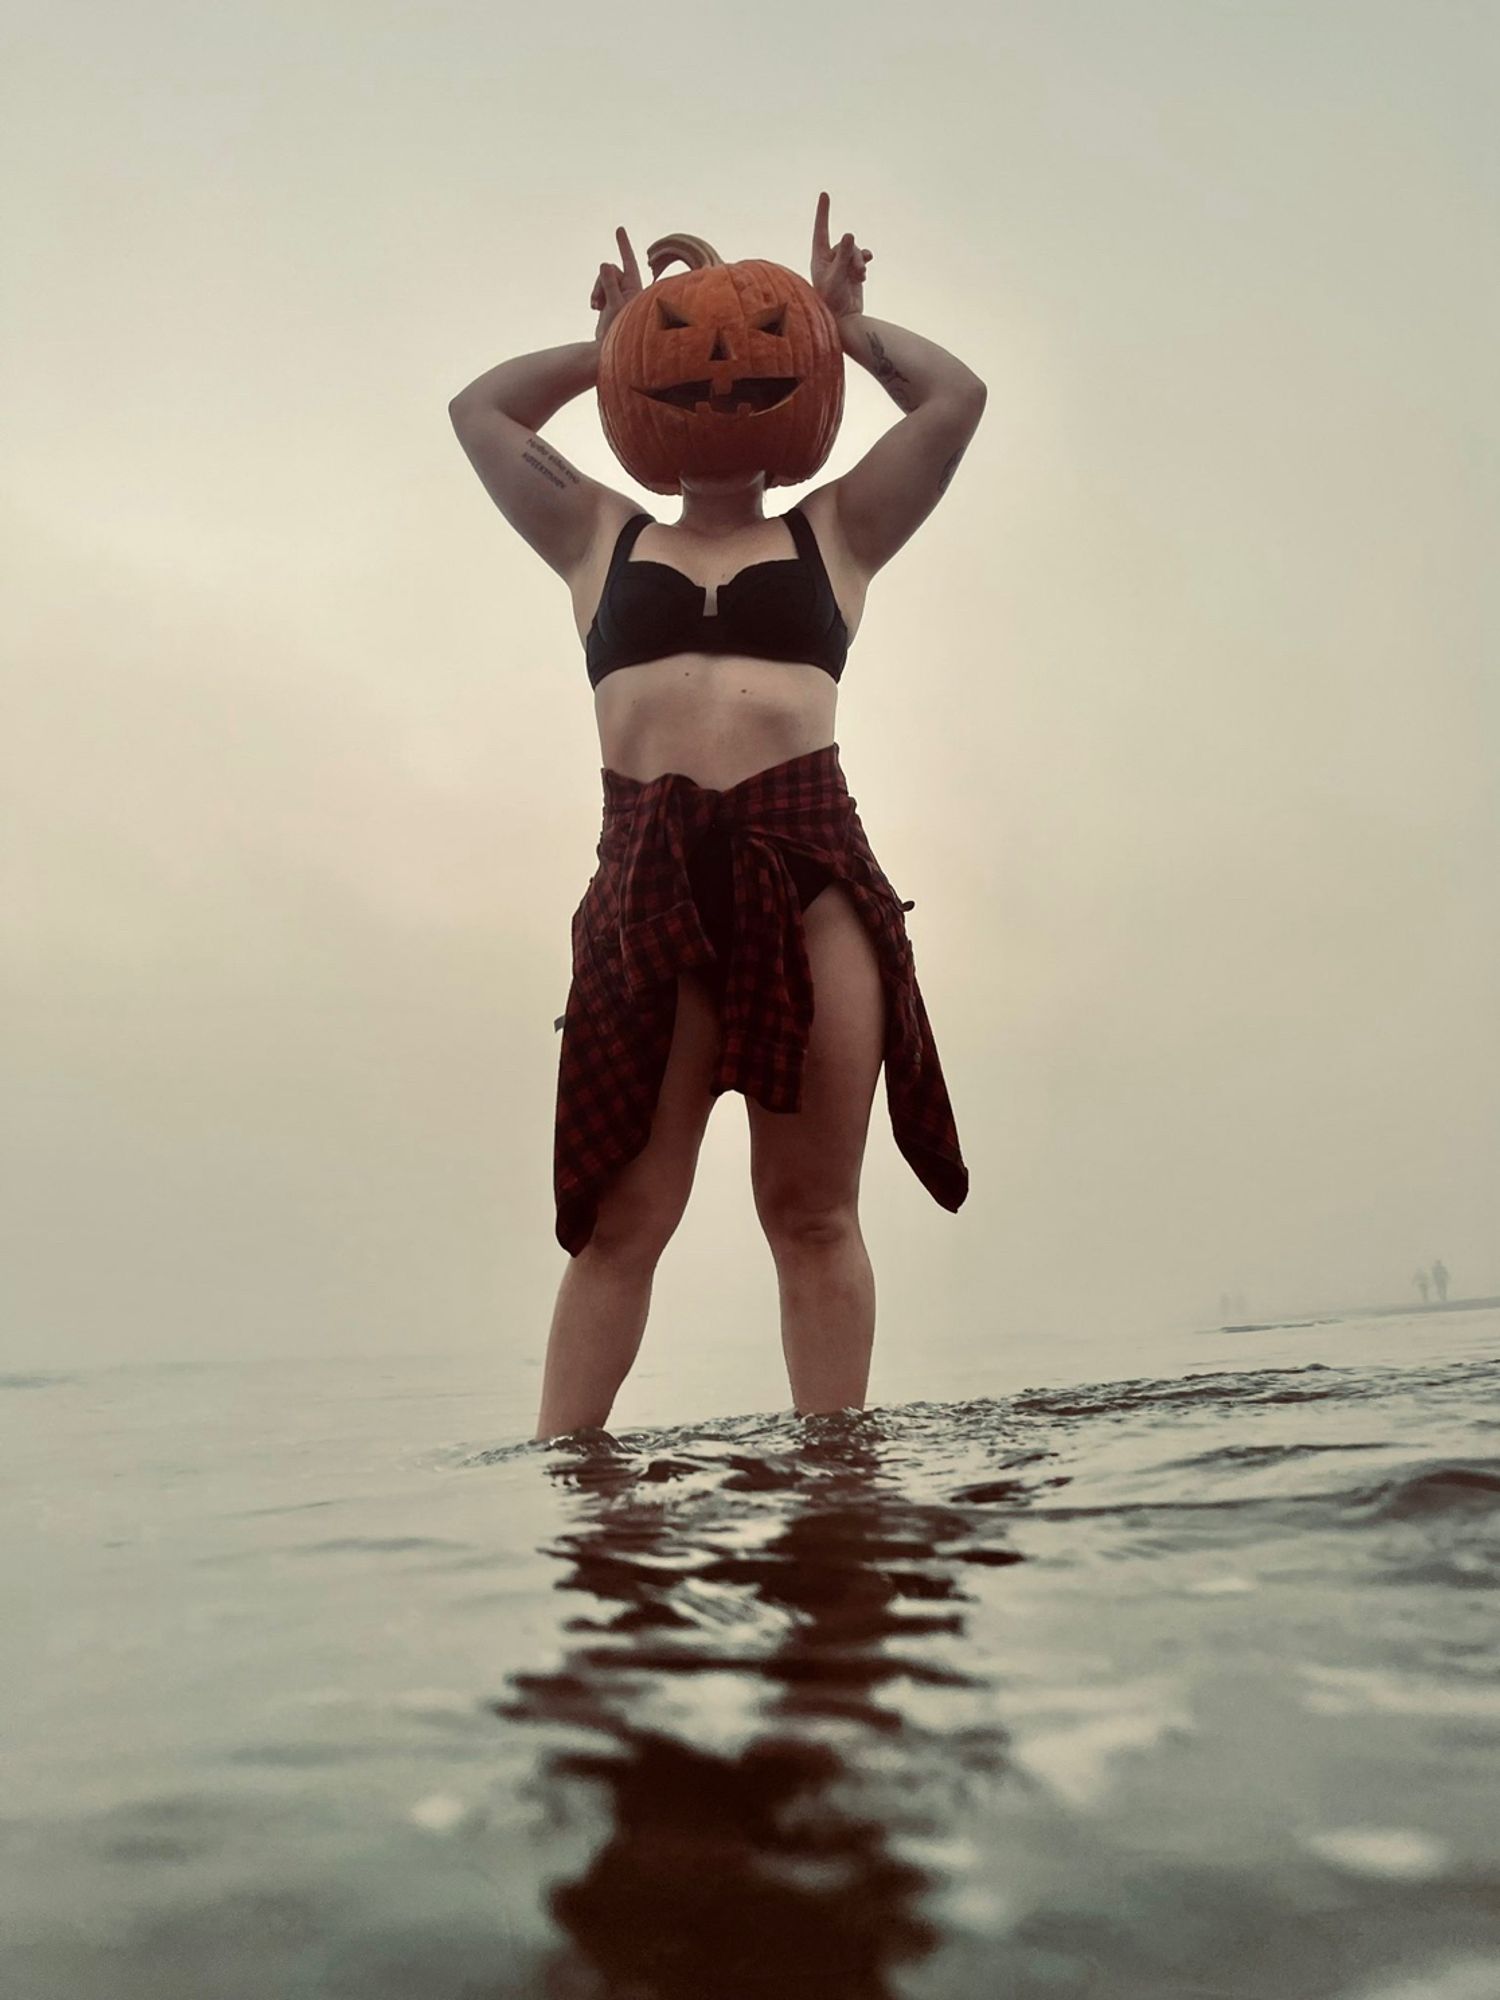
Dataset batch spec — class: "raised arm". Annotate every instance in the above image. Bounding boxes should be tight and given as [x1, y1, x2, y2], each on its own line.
[449, 228, 647, 581]
[447, 341, 625, 581]
[827, 312, 987, 576]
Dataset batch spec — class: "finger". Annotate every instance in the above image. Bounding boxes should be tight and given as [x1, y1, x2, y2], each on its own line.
[813, 190, 830, 261]
[617, 226, 642, 290]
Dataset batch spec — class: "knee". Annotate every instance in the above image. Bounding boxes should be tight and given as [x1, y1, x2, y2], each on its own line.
[588, 1180, 689, 1268]
[755, 1188, 861, 1252]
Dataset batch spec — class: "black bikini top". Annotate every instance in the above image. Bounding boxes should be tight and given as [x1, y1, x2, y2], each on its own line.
[585, 505, 849, 689]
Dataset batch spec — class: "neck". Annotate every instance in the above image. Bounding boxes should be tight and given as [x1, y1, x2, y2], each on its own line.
[675, 475, 769, 538]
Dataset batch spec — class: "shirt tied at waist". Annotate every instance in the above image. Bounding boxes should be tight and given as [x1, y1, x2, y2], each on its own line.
[551, 741, 968, 1257]
[607, 768, 848, 1113]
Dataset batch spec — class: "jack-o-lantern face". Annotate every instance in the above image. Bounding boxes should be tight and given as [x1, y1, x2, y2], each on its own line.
[597, 233, 844, 496]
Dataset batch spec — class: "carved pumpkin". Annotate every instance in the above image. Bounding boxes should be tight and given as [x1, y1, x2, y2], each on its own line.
[597, 232, 845, 496]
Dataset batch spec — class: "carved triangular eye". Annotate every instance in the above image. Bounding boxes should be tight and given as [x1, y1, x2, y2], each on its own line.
[754, 305, 788, 338]
[657, 300, 691, 329]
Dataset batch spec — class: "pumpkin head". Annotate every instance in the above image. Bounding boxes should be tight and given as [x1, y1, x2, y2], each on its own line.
[597, 232, 845, 496]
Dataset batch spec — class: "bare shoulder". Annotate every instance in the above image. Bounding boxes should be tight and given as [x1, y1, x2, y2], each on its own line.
[564, 491, 657, 649]
[801, 386, 987, 579]
[447, 396, 643, 585]
[794, 483, 873, 634]
[796, 481, 856, 563]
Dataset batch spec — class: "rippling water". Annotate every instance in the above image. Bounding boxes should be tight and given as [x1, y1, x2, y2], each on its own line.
[5, 1310, 1499, 1998]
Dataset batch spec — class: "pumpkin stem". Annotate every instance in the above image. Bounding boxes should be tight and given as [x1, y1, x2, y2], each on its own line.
[644, 233, 725, 279]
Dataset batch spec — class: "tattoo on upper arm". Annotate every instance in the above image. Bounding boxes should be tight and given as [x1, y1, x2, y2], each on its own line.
[521, 437, 581, 492]
[866, 333, 918, 413]
[937, 444, 968, 497]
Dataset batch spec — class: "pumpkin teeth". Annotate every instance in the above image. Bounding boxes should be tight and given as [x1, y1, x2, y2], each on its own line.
[640, 376, 798, 413]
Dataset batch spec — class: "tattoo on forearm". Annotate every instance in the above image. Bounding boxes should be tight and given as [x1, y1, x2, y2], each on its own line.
[521, 437, 581, 491]
[937, 445, 968, 497]
[866, 332, 918, 413]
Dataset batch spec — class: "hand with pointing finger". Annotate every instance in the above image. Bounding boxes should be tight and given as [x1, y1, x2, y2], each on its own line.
[810, 191, 873, 319]
[591, 226, 644, 343]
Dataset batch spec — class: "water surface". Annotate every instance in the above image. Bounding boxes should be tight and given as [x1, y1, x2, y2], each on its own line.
[5, 1310, 1498, 1997]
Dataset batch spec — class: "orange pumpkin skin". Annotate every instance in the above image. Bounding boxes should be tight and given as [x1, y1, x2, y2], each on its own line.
[597, 234, 845, 496]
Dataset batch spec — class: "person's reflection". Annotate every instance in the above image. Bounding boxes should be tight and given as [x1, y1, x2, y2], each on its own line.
[491, 1414, 1030, 1998]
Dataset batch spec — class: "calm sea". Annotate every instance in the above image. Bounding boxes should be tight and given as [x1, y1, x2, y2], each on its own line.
[5, 1307, 1498, 1999]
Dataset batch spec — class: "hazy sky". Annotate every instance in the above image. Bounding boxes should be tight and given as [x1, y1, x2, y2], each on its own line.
[4, 0, 1496, 1386]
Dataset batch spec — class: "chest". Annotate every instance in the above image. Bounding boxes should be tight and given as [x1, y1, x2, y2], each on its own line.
[573, 496, 867, 650]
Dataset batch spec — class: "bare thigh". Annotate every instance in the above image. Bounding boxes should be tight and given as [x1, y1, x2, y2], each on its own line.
[747, 884, 886, 1223]
[590, 972, 722, 1256]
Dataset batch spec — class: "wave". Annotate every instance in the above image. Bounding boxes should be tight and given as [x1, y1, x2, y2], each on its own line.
[1344, 1460, 1500, 1522]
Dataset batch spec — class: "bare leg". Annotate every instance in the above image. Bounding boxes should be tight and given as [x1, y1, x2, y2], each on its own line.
[534, 972, 721, 1443]
[767, 1211, 876, 1415]
[534, 1244, 658, 1438]
[747, 884, 885, 1421]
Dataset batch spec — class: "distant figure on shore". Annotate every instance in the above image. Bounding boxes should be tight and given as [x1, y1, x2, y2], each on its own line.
[1431, 1258, 1450, 1303]
[1413, 1268, 1431, 1304]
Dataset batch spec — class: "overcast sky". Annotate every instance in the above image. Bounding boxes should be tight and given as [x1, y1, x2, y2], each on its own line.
[3, 0, 1496, 1382]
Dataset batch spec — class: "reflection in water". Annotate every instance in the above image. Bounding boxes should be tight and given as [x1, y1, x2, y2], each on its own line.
[11, 1345, 1500, 1996]
[492, 1412, 1034, 1997]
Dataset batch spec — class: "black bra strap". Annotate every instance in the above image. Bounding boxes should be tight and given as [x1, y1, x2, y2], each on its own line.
[608, 511, 653, 576]
[782, 505, 834, 597]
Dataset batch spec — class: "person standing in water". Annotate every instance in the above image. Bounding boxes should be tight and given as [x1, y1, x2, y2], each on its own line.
[1413, 1268, 1431, 1304]
[1431, 1259, 1450, 1303]
[449, 194, 983, 1439]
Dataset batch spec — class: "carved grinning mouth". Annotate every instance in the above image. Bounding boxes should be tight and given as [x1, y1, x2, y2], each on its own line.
[640, 376, 799, 416]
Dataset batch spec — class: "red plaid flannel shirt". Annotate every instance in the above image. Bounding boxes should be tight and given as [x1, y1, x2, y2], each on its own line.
[552, 742, 968, 1255]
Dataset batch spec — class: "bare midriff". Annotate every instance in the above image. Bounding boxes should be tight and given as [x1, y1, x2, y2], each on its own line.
[571, 491, 866, 794]
[592, 656, 840, 792]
